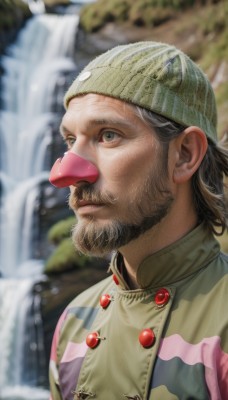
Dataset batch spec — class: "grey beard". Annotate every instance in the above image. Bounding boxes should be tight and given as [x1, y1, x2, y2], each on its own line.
[71, 194, 173, 257]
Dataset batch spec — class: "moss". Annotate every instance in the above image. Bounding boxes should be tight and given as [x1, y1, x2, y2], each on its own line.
[45, 216, 95, 274]
[45, 237, 90, 274]
[79, 0, 224, 33]
[80, 0, 131, 32]
[195, 2, 228, 68]
[0, 0, 28, 14]
[129, 4, 175, 27]
[48, 216, 76, 245]
[0, 0, 31, 30]
[201, 1, 227, 36]
[80, 0, 179, 32]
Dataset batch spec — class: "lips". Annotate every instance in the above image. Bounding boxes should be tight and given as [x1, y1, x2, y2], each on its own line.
[77, 200, 104, 208]
[76, 201, 105, 217]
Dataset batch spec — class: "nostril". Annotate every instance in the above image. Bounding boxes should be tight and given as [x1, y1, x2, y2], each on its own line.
[49, 152, 99, 188]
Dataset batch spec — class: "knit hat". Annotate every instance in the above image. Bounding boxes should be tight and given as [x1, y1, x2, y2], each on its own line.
[64, 41, 217, 142]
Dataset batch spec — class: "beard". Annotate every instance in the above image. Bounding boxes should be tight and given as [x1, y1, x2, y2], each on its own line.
[69, 159, 173, 257]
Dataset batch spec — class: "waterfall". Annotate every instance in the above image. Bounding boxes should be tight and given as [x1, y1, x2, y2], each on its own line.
[28, 0, 46, 14]
[0, 13, 79, 399]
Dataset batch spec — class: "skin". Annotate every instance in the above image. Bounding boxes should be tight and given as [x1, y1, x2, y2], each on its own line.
[60, 93, 208, 288]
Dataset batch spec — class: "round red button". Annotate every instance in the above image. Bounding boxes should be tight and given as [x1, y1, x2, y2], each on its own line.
[139, 328, 155, 348]
[100, 294, 111, 309]
[112, 274, 119, 285]
[86, 332, 100, 348]
[154, 288, 170, 307]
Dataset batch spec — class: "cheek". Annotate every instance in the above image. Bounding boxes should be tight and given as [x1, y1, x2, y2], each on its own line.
[97, 137, 161, 189]
[102, 154, 139, 182]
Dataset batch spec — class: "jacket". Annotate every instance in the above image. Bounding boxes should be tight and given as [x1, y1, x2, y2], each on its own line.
[49, 224, 228, 399]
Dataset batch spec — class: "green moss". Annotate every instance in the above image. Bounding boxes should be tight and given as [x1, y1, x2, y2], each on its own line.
[129, 4, 175, 27]
[45, 237, 90, 274]
[45, 216, 95, 274]
[0, 0, 30, 14]
[80, 0, 180, 32]
[80, 0, 131, 32]
[79, 0, 223, 33]
[195, 3, 228, 68]
[48, 216, 76, 245]
[194, 4, 228, 137]
[0, 0, 31, 32]
[201, 1, 227, 36]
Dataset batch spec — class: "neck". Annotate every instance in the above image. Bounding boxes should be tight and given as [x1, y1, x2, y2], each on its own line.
[119, 193, 198, 289]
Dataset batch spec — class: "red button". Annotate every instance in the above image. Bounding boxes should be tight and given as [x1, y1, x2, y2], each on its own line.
[139, 328, 155, 348]
[154, 288, 170, 307]
[86, 332, 100, 348]
[112, 274, 119, 285]
[100, 294, 111, 309]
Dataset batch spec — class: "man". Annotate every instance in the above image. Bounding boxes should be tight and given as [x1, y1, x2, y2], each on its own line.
[49, 41, 228, 399]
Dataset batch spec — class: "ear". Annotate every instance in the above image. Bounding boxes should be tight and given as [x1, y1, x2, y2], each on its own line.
[172, 126, 208, 184]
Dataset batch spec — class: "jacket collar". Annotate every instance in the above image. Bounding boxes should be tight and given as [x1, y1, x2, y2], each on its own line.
[110, 224, 220, 289]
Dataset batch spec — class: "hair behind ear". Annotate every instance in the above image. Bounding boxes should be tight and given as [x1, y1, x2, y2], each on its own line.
[192, 135, 228, 235]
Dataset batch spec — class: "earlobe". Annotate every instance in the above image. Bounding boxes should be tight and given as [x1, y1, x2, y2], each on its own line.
[173, 126, 208, 184]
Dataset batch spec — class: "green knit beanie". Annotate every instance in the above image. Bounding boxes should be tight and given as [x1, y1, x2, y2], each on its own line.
[64, 41, 217, 142]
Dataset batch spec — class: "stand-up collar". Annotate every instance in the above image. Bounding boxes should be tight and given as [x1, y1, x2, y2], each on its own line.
[110, 224, 220, 290]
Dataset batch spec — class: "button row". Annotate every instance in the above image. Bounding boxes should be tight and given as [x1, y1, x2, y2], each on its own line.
[110, 276, 170, 308]
[86, 328, 155, 349]
[87, 280, 170, 349]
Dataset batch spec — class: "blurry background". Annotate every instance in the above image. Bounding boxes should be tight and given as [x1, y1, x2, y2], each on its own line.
[0, 0, 227, 399]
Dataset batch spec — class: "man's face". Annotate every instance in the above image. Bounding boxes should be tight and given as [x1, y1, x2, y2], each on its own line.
[60, 94, 173, 256]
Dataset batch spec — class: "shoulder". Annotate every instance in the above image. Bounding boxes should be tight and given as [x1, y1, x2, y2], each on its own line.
[56, 275, 114, 342]
[219, 251, 228, 265]
[208, 249, 228, 281]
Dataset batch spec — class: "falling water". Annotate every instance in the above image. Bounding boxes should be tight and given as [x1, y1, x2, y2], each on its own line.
[0, 13, 79, 399]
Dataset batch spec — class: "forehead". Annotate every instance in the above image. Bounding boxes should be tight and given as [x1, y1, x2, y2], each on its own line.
[62, 93, 140, 125]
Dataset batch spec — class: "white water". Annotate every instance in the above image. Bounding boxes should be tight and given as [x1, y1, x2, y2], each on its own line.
[0, 14, 79, 399]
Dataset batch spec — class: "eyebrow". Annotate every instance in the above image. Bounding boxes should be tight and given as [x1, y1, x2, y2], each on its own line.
[59, 125, 71, 137]
[60, 118, 134, 137]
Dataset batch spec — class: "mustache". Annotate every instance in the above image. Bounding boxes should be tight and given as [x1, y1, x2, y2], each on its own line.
[69, 184, 117, 209]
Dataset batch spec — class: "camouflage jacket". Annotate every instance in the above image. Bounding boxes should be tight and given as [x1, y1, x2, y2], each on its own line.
[49, 224, 228, 399]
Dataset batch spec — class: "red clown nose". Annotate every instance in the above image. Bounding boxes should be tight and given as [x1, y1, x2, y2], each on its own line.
[49, 152, 99, 188]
